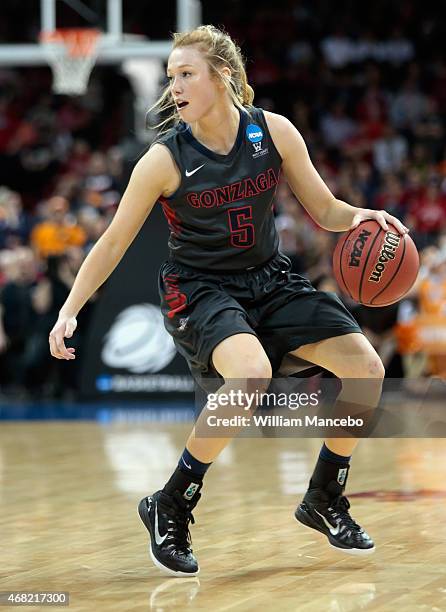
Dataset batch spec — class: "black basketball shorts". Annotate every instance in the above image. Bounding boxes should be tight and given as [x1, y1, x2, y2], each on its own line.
[158, 253, 362, 388]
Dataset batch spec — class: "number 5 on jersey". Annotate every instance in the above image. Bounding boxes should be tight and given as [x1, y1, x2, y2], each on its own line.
[228, 206, 255, 248]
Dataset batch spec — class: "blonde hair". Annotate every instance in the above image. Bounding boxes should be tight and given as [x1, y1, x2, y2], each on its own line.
[148, 25, 254, 134]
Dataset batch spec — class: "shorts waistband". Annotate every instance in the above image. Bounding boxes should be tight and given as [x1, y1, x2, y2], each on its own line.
[167, 251, 280, 275]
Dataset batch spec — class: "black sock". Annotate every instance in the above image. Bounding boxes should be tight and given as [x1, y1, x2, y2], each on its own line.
[309, 452, 350, 495]
[178, 447, 212, 478]
[319, 443, 350, 466]
[163, 449, 212, 503]
[163, 466, 203, 501]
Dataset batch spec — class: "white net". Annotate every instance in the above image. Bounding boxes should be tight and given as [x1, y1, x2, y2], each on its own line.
[41, 29, 101, 96]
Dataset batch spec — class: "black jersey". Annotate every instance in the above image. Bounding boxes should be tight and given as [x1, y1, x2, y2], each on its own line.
[156, 106, 282, 271]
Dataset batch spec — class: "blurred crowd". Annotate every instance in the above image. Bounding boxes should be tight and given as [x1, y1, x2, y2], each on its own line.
[0, 0, 445, 398]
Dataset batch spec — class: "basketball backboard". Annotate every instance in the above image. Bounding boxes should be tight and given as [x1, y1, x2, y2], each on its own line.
[0, 0, 201, 65]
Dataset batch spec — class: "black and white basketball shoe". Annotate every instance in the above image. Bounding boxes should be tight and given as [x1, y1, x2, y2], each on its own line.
[138, 482, 202, 576]
[295, 472, 375, 555]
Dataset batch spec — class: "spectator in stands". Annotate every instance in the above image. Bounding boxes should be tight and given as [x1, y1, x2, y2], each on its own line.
[31, 195, 86, 259]
[415, 248, 446, 376]
[303, 231, 337, 286]
[352, 161, 377, 206]
[248, 46, 281, 87]
[320, 26, 352, 69]
[83, 152, 121, 211]
[77, 206, 109, 253]
[402, 167, 424, 206]
[413, 97, 444, 162]
[418, 250, 446, 316]
[0, 187, 31, 249]
[0, 93, 22, 154]
[373, 124, 408, 173]
[390, 77, 429, 134]
[411, 143, 431, 179]
[381, 27, 414, 65]
[24, 249, 88, 398]
[320, 101, 358, 150]
[406, 181, 446, 248]
[106, 146, 127, 194]
[0, 247, 37, 394]
[355, 71, 388, 148]
[63, 139, 92, 176]
[374, 173, 405, 218]
[287, 38, 314, 67]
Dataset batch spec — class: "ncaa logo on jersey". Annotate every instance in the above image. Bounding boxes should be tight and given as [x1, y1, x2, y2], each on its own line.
[246, 123, 268, 159]
[246, 124, 263, 143]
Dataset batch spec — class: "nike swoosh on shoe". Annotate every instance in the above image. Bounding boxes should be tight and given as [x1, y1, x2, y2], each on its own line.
[154, 502, 168, 545]
[314, 509, 341, 535]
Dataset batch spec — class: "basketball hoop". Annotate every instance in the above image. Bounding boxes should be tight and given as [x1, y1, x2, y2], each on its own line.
[40, 28, 101, 95]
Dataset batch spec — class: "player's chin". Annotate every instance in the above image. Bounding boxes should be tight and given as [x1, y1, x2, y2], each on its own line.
[177, 103, 192, 117]
[177, 104, 206, 123]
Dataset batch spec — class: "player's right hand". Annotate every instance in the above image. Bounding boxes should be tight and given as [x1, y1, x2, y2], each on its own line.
[49, 315, 77, 360]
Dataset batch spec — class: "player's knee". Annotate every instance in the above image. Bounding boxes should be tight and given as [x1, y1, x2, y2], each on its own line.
[222, 358, 272, 389]
[337, 351, 385, 380]
[238, 361, 272, 386]
[361, 354, 385, 380]
[339, 350, 384, 405]
[375, 358, 385, 380]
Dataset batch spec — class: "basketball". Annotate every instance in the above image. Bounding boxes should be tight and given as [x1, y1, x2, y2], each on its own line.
[333, 220, 420, 306]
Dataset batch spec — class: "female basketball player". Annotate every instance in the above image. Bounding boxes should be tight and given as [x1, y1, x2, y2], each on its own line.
[49, 26, 408, 576]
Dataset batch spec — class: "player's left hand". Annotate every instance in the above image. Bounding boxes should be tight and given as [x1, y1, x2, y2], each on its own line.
[350, 209, 409, 235]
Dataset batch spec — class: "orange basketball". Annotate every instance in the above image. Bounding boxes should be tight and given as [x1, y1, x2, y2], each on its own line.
[333, 220, 419, 306]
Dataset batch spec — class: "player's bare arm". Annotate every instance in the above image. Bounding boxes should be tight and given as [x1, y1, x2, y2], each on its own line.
[265, 111, 408, 235]
[49, 144, 177, 360]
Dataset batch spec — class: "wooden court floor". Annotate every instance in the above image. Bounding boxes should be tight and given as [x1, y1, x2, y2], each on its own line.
[1, 420, 446, 611]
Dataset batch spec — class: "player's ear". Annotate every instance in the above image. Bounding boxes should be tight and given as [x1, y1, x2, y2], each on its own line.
[218, 66, 232, 89]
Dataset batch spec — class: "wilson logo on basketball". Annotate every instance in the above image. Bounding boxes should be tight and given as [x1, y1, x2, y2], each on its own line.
[348, 229, 371, 267]
[369, 232, 401, 283]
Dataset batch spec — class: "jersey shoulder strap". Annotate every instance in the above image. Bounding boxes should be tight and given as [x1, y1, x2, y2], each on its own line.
[246, 106, 282, 162]
[152, 123, 189, 174]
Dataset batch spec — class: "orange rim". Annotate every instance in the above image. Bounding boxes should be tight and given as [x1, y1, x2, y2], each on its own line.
[40, 28, 101, 57]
